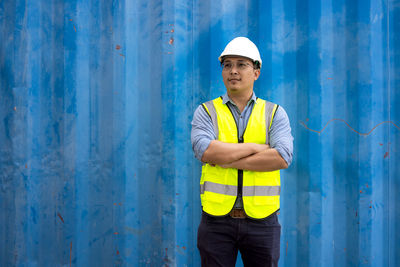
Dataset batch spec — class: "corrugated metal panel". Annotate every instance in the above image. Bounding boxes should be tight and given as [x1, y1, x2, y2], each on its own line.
[1, 0, 399, 266]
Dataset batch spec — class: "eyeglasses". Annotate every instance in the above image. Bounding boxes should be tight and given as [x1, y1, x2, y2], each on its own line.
[221, 62, 254, 71]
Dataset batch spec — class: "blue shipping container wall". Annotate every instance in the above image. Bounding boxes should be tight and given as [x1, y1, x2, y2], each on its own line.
[1, 0, 400, 266]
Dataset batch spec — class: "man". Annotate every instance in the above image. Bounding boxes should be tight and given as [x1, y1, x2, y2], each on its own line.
[191, 37, 293, 267]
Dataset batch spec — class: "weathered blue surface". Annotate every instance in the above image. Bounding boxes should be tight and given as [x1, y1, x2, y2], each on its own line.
[1, 0, 399, 266]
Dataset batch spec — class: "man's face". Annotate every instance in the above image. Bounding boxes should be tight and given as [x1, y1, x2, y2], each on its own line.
[221, 56, 260, 95]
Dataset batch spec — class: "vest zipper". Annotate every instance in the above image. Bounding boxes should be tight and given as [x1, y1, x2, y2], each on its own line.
[226, 100, 254, 211]
[238, 136, 244, 202]
[226, 104, 243, 206]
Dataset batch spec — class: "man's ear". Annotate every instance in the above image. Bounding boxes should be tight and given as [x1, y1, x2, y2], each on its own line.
[254, 69, 261, 81]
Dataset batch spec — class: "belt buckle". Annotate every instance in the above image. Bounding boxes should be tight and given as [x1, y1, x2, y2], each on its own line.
[230, 209, 246, 219]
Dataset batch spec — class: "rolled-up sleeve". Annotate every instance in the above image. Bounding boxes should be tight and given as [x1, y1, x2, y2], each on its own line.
[191, 105, 216, 161]
[269, 106, 294, 166]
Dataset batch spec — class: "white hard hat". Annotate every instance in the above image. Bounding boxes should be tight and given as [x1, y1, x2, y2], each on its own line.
[218, 37, 262, 68]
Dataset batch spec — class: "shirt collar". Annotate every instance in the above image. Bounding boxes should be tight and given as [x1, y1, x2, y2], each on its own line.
[222, 92, 257, 106]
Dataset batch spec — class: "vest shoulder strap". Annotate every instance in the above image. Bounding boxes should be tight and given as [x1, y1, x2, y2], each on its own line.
[202, 100, 219, 139]
[264, 100, 279, 143]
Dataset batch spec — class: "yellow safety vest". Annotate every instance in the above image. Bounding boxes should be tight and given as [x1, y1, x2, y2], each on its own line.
[200, 96, 280, 219]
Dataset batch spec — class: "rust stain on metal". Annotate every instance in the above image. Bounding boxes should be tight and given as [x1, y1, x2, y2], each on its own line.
[163, 248, 171, 266]
[69, 19, 77, 32]
[169, 37, 174, 45]
[286, 241, 288, 256]
[116, 45, 121, 50]
[171, 29, 174, 33]
[114, 232, 119, 235]
[70, 242, 72, 267]
[14, 106, 17, 111]
[384, 152, 389, 159]
[57, 213, 65, 223]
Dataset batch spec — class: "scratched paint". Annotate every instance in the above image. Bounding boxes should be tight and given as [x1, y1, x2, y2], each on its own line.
[0, 0, 399, 267]
[300, 119, 400, 136]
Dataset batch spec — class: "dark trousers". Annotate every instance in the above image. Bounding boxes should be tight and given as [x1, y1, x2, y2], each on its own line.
[197, 212, 281, 267]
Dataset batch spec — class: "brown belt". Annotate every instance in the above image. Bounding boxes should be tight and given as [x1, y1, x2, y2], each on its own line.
[229, 209, 247, 219]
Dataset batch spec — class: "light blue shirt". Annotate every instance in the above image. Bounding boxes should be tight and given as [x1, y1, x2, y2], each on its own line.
[191, 93, 293, 166]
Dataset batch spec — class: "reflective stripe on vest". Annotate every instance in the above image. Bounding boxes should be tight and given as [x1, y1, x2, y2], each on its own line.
[200, 97, 281, 219]
[200, 181, 281, 196]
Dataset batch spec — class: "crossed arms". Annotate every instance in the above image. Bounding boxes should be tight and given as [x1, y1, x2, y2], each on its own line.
[201, 140, 288, 172]
[191, 102, 292, 172]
